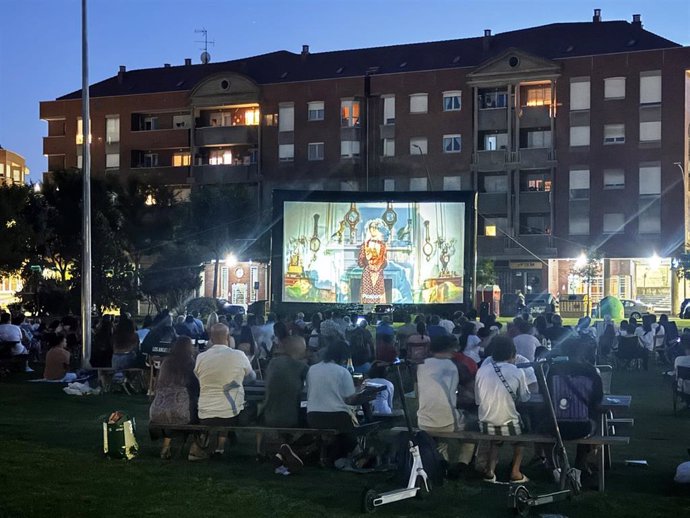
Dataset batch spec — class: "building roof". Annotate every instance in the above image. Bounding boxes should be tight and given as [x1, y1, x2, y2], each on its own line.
[58, 20, 681, 100]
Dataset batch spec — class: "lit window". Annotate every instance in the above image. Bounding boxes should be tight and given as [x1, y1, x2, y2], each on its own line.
[173, 153, 191, 167]
[76, 118, 92, 145]
[244, 108, 260, 126]
[409, 94, 428, 114]
[639, 165, 660, 195]
[442, 134, 461, 153]
[523, 84, 552, 106]
[307, 101, 324, 121]
[209, 150, 232, 165]
[443, 91, 462, 111]
[341, 100, 360, 127]
[308, 142, 324, 161]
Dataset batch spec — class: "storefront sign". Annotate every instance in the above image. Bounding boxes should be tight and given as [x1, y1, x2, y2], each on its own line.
[509, 261, 542, 270]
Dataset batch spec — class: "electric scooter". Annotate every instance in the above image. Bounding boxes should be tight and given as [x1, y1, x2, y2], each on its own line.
[361, 360, 430, 513]
[510, 359, 582, 516]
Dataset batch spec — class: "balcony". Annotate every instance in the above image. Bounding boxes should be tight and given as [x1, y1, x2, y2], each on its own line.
[123, 166, 190, 185]
[478, 192, 508, 213]
[129, 128, 190, 149]
[194, 125, 258, 147]
[43, 135, 67, 155]
[506, 234, 557, 256]
[472, 150, 507, 171]
[519, 106, 550, 128]
[191, 164, 259, 185]
[478, 108, 508, 131]
[519, 191, 551, 213]
[518, 148, 556, 168]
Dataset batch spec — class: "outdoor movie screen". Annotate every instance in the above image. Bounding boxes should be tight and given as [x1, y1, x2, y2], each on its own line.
[282, 200, 466, 304]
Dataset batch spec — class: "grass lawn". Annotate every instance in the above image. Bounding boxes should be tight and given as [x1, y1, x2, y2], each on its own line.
[1, 366, 689, 518]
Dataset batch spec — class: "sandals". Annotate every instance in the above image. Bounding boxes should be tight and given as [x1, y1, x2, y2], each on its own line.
[510, 475, 530, 484]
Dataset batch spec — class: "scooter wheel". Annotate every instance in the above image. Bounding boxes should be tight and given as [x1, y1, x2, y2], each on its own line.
[512, 485, 531, 517]
[361, 488, 378, 514]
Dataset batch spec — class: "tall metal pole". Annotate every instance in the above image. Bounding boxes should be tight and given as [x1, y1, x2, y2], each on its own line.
[81, 0, 92, 367]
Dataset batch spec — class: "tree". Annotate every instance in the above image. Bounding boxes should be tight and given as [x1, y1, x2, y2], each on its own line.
[140, 244, 203, 313]
[570, 249, 603, 316]
[185, 184, 255, 299]
[476, 259, 497, 286]
[0, 184, 38, 276]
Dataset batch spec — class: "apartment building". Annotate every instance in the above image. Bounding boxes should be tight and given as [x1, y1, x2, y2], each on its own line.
[0, 145, 29, 187]
[39, 10, 690, 310]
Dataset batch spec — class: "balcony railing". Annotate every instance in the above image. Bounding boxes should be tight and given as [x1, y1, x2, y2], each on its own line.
[191, 163, 259, 184]
[195, 125, 258, 147]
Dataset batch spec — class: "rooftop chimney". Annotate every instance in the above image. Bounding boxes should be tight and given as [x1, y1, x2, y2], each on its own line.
[164, 63, 171, 68]
[301, 44, 309, 62]
[632, 14, 642, 27]
[593, 8, 601, 22]
[184, 58, 192, 66]
[483, 29, 492, 51]
[117, 65, 126, 84]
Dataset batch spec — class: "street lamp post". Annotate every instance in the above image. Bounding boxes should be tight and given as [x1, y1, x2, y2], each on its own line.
[674, 161, 688, 311]
[412, 144, 433, 191]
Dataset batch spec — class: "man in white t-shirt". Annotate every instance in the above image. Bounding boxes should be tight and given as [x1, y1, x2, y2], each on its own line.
[0, 312, 26, 356]
[513, 320, 540, 362]
[191, 323, 255, 459]
[417, 335, 475, 467]
[475, 336, 531, 483]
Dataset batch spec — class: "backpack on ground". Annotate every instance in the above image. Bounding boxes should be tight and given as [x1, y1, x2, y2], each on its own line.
[103, 411, 139, 460]
[394, 430, 445, 488]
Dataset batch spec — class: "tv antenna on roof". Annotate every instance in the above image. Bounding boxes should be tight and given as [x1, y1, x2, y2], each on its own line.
[195, 28, 215, 64]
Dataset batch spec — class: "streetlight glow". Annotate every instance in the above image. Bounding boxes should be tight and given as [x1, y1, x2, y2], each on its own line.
[225, 253, 237, 266]
[648, 252, 661, 270]
[574, 253, 587, 269]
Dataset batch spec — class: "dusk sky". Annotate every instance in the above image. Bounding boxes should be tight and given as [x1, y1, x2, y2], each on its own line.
[1, 0, 688, 183]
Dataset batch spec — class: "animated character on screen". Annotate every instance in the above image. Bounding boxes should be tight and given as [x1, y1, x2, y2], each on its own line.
[358, 219, 390, 304]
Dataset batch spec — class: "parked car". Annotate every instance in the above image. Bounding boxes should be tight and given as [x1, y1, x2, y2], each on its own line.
[680, 298, 690, 319]
[217, 299, 246, 317]
[620, 299, 653, 319]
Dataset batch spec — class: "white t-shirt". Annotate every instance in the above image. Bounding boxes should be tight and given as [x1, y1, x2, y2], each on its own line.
[464, 334, 482, 363]
[417, 357, 460, 429]
[674, 355, 690, 394]
[364, 378, 394, 415]
[635, 324, 664, 351]
[194, 344, 255, 419]
[512, 354, 537, 388]
[513, 333, 540, 362]
[475, 360, 530, 427]
[306, 362, 356, 414]
[439, 319, 456, 335]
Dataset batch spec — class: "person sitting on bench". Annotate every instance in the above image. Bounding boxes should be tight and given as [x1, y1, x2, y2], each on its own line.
[43, 333, 77, 382]
[149, 336, 199, 459]
[475, 336, 531, 483]
[417, 334, 476, 474]
[306, 339, 359, 464]
[190, 323, 255, 460]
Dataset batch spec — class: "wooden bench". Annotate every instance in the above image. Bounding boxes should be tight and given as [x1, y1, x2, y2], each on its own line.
[388, 427, 630, 492]
[148, 422, 380, 460]
[96, 368, 146, 394]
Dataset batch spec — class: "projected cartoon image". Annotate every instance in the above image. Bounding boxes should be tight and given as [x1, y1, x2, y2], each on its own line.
[283, 201, 465, 304]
